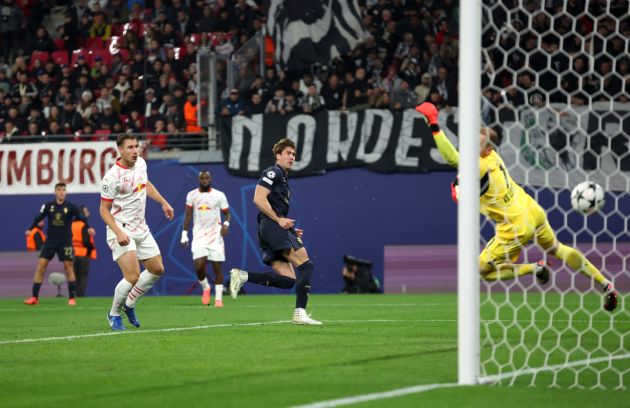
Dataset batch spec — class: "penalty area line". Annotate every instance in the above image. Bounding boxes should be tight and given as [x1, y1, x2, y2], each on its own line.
[0, 319, 424, 345]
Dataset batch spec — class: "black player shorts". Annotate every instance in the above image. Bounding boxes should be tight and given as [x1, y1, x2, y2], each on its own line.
[40, 241, 74, 262]
[258, 216, 303, 266]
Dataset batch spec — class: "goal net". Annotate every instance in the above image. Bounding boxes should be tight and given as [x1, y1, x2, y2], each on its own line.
[476, 0, 630, 388]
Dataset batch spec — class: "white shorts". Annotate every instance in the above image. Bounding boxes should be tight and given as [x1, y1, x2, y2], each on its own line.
[192, 246, 225, 262]
[107, 229, 161, 261]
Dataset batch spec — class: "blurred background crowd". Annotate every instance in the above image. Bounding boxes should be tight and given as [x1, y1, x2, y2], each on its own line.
[0, 0, 628, 148]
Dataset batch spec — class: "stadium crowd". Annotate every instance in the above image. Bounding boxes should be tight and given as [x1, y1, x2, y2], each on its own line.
[0, 0, 628, 148]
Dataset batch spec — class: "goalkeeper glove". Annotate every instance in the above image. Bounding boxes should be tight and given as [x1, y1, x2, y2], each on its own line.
[451, 175, 459, 204]
[415, 102, 439, 126]
[180, 230, 189, 246]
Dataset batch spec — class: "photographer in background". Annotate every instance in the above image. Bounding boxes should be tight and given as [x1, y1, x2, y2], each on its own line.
[341, 255, 380, 294]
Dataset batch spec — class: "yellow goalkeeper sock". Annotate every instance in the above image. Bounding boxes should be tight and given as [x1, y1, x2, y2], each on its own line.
[483, 263, 536, 281]
[553, 243, 608, 288]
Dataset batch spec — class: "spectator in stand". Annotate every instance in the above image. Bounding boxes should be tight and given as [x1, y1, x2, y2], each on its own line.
[48, 120, 62, 137]
[343, 68, 371, 111]
[175, 10, 192, 36]
[7, 105, 26, 131]
[301, 84, 325, 114]
[1, 120, 19, 142]
[217, 88, 245, 117]
[299, 72, 322, 95]
[98, 105, 119, 131]
[12, 72, 37, 99]
[59, 100, 84, 133]
[415, 72, 432, 103]
[77, 91, 96, 122]
[0, 0, 23, 63]
[434, 65, 457, 107]
[30, 26, 55, 54]
[320, 73, 344, 111]
[148, 119, 168, 151]
[25, 121, 43, 143]
[390, 80, 416, 110]
[195, 5, 215, 33]
[245, 93, 265, 115]
[284, 93, 298, 114]
[164, 100, 184, 130]
[265, 88, 286, 115]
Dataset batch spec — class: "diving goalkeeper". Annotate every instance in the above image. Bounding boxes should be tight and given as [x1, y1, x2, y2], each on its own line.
[416, 102, 618, 312]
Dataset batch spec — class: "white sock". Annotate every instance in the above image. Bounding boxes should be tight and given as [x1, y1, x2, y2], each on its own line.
[199, 278, 210, 291]
[110, 279, 133, 316]
[215, 284, 223, 301]
[125, 271, 161, 308]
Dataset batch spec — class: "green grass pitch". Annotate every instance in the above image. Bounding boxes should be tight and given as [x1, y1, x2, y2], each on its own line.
[0, 294, 628, 407]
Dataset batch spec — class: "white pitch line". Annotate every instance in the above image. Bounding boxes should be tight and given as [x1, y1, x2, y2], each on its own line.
[0, 319, 428, 345]
[2, 317, 629, 345]
[0, 320, 289, 345]
[290, 383, 461, 408]
[291, 354, 630, 408]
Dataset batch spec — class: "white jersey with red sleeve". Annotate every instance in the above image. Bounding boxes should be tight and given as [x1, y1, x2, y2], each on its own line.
[101, 157, 149, 237]
[185, 188, 229, 250]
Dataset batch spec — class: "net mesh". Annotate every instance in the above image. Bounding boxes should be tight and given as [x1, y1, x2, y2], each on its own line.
[478, 0, 630, 388]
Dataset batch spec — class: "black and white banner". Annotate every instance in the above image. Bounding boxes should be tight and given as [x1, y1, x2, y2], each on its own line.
[265, 0, 364, 71]
[219, 109, 453, 177]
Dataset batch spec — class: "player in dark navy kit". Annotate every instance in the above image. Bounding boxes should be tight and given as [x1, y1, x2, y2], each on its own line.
[230, 138, 321, 325]
[24, 183, 94, 306]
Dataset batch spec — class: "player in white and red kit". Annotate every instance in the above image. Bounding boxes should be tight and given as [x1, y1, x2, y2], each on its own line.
[181, 171, 231, 307]
[100, 134, 174, 331]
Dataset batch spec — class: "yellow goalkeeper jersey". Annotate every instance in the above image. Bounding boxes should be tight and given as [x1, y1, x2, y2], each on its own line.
[433, 130, 541, 239]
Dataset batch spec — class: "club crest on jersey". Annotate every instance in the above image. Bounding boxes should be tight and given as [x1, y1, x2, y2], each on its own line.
[267, 171, 276, 179]
[63, 207, 68, 214]
[133, 183, 147, 193]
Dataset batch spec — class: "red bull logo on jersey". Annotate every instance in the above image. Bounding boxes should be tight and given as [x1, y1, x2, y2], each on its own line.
[197, 204, 211, 211]
[133, 183, 147, 193]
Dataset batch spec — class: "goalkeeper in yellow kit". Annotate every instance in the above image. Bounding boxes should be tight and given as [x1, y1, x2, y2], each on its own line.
[416, 102, 618, 312]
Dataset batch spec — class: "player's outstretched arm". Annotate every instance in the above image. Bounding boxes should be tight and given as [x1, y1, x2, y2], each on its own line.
[147, 181, 174, 220]
[253, 185, 294, 229]
[416, 102, 460, 168]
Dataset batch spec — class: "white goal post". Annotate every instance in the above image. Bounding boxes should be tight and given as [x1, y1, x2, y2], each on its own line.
[458, 0, 629, 388]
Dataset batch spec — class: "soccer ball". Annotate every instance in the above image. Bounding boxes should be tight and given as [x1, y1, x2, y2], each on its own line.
[570, 181, 605, 215]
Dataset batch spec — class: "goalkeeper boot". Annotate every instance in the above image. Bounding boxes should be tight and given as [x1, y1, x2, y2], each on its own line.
[534, 260, 551, 285]
[123, 305, 141, 328]
[107, 313, 126, 331]
[603, 283, 618, 312]
[229, 269, 247, 299]
[202, 288, 211, 306]
[292, 308, 322, 326]
[68, 298, 76, 306]
[24, 297, 38, 305]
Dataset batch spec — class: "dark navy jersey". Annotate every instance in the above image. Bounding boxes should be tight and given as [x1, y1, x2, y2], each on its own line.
[257, 164, 290, 218]
[30, 201, 87, 244]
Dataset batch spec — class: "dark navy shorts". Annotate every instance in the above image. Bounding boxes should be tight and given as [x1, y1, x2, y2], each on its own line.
[258, 216, 303, 266]
[40, 241, 74, 262]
